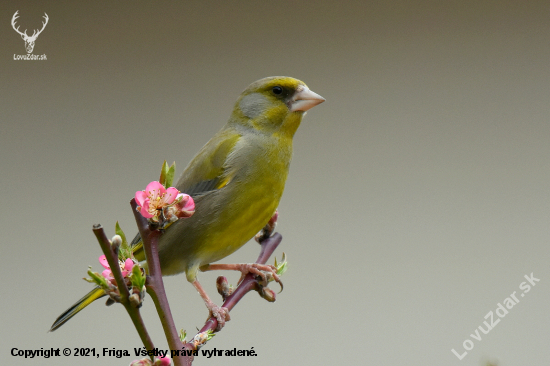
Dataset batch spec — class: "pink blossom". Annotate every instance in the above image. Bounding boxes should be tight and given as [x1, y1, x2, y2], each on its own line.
[99, 255, 134, 283]
[163, 193, 195, 221]
[130, 359, 152, 366]
[155, 354, 171, 366]
[128, 355, 171, 366]
[135, 181, 179, 219]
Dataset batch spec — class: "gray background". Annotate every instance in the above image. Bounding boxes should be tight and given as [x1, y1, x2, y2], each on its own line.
[1, 1, 549, 365]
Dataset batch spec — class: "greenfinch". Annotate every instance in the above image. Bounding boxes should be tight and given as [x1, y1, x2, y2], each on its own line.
[50, 76, 324, 331]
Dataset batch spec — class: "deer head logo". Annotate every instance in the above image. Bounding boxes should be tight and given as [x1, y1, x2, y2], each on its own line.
[12, 11, 49, 54]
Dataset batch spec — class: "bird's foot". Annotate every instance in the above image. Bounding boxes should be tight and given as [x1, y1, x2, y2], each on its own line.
[206, 301, 230, 331]
[192, 279, 231, 331]
[236, 263, 282, 290]
[200, 261, 284, 291]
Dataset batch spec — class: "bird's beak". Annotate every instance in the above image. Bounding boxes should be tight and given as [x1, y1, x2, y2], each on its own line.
[290, 86, 325, 112]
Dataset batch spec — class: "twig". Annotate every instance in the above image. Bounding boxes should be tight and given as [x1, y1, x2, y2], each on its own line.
[92, 224, 155, 357]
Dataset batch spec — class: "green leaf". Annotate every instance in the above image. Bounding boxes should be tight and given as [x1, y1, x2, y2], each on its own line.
[115, 222, 130, 260]
[130, 264, 146, 289]
[275, 252, 288, 276]
[115, 222, 128, 248]
[165, 162, 176, 188]
[87, 267, 110, 290]
[159, 160, 168, 186]
[277, 261, 288, 276]
[179, 329, 187, 343]
[205, 329, 215, 341]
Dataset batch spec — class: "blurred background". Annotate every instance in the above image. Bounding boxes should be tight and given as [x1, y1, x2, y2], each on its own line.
[1, 1, 549, 365]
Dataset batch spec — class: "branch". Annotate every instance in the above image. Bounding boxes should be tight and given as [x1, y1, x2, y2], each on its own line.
[130, 199, 187, 366]
[184, 233, 282, 349]
[130, 198, 283, 364]
[92, 224, 155, 357]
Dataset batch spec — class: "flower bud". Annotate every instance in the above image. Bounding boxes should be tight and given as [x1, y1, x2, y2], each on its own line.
[267, 210, 279, 227]
[255, 210, 279, 243]
[154, 355, 171, 366]
[216, 276, 233, 300]
[173, 193, 195, 219]
[192, 330, 215, 347]
[130, 358, 152, 366]
[111, 235, 122, 250]
[129, 293, 141, 308]
[260, 287, 276, 302]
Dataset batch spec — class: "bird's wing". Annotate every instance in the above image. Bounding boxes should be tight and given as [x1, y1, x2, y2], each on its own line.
[130, 130, 241, 257]
[177, 129, 241, 196]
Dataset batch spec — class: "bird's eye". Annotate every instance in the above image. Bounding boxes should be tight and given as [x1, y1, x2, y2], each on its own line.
[272, 86, 283, 95]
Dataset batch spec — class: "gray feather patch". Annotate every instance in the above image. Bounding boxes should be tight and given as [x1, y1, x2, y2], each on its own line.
[239, 93, 270, 119]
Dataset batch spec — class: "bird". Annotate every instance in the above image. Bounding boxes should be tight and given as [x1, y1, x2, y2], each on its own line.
[50, 76, 325, 331]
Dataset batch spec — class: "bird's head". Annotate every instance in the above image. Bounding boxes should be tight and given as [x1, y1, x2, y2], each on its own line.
[231, 76, 325, 138]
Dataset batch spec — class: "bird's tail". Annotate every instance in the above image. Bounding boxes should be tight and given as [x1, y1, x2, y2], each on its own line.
[49, 287, 105, 332]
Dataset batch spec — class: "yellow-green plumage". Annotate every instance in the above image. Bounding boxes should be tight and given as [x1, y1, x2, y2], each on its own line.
[50, 76, 324, 331]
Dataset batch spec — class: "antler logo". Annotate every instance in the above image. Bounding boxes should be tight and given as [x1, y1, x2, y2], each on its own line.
[11, 11, 49, 54]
